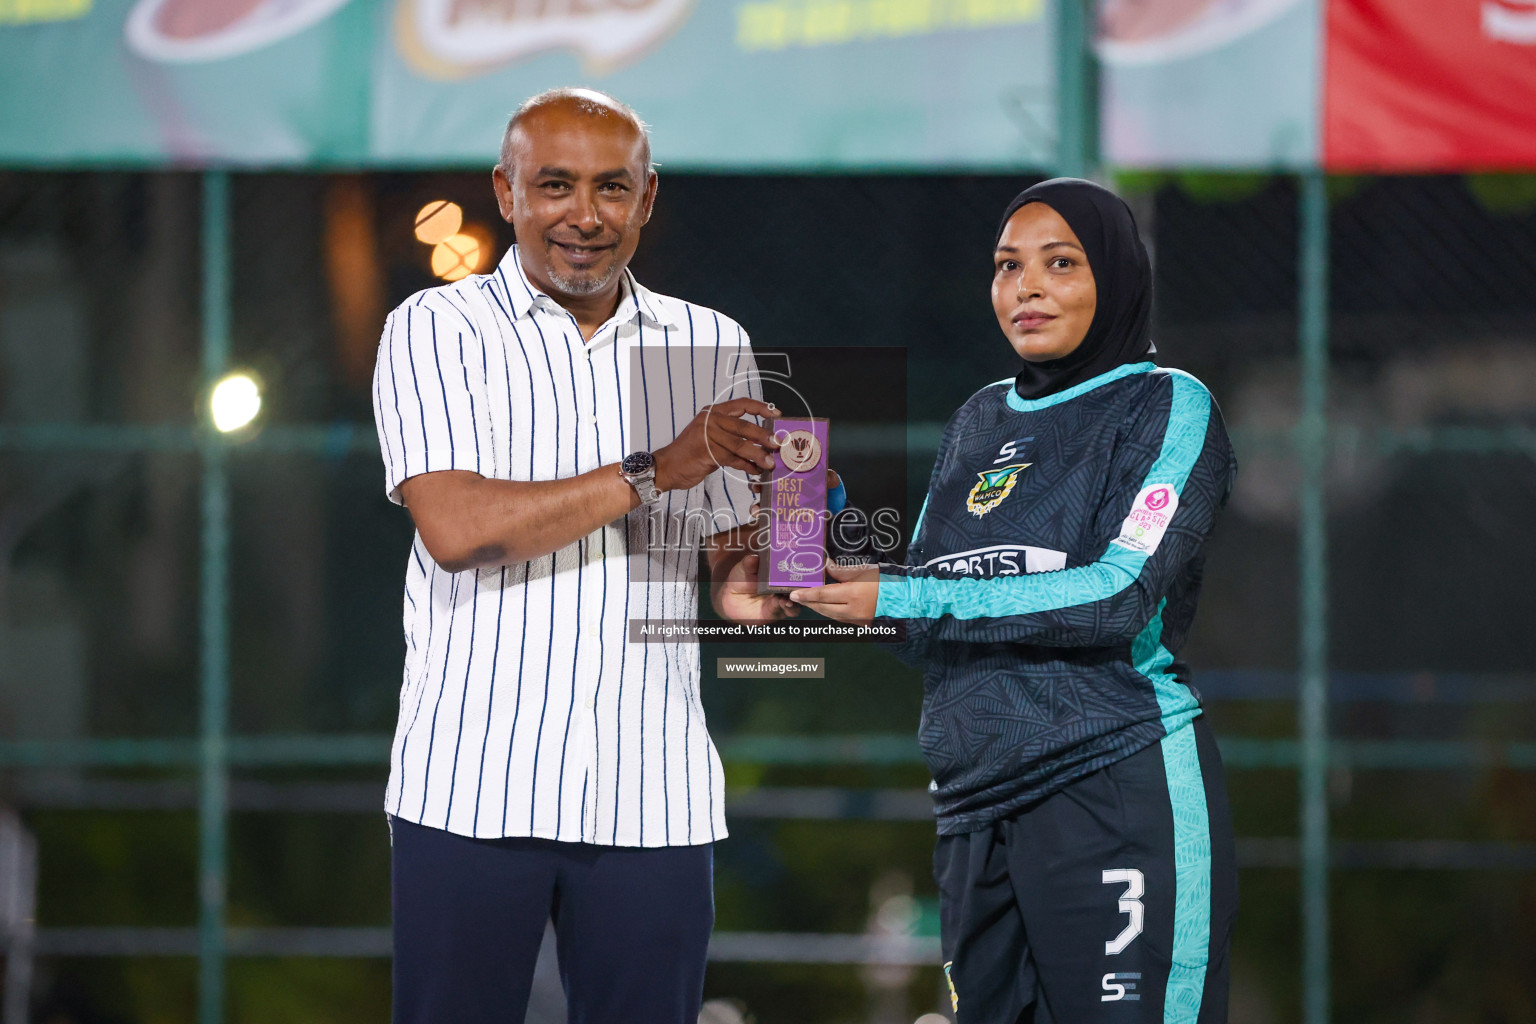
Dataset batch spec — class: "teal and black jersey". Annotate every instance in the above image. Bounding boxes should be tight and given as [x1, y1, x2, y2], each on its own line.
[877, 361, 1237, 835]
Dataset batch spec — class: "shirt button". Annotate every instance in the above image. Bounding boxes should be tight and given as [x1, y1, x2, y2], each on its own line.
[585, 697, 595, 710]
[586, 414, 597, 426]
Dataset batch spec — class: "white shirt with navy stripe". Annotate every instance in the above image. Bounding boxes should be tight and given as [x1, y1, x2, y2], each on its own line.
[371, 244, 759, 846]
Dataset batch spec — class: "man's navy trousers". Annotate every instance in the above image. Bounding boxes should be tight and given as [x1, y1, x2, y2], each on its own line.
[390, 816, 714, 1024]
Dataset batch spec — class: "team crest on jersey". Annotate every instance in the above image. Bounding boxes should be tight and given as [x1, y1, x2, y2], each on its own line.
[966, 463, 1030, 517]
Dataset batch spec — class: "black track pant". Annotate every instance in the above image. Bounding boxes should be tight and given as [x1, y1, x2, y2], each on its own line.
[390, 817, 714, 1024]
[934, 717, 1237, 1024]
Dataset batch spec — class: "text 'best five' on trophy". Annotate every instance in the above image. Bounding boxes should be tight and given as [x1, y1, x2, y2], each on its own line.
[758, 417, 829, 594]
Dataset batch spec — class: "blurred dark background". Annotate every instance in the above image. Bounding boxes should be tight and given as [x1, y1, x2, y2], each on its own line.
[0, 169, 1533, 1023]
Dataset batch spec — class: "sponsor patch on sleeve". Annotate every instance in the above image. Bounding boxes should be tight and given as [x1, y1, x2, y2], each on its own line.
[1111, 484, 1179, 555]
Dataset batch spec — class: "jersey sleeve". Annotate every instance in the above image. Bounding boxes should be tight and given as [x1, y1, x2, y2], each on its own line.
[700, 318, 762, 536]
[371, 298, 496, 506]
[873, 372, 1236, 649]
[875, 401, 975, 666]
[901, 398, 977, 569]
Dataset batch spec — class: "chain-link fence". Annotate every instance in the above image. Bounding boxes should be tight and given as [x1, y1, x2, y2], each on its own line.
[0, 168, 1532, 1023]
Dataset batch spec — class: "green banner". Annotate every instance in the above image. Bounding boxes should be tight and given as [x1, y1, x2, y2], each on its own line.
[1099, 0, 1319, 169]
[0, 0, 1321, 169]
[0, 0, 1058, 168]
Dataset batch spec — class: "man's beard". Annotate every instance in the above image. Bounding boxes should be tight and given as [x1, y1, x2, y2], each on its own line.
[546, 250, 620, 297]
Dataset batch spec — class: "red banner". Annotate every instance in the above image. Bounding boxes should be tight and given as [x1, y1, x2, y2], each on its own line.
[1325, 0, 1536, 170]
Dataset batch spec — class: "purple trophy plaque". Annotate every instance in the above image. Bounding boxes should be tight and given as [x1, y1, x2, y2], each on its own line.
[758, 417, 828, 593]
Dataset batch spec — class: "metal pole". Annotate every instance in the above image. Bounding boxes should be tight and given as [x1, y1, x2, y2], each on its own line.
[198, 169, 232, 1024]
[1296, 169, 1330, 1024]
[1053, 0, 1099, 179]
[0, 810, 37, 1024]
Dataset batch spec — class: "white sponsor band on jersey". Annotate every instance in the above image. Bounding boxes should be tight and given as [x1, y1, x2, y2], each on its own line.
[925, 543, 1068, 576]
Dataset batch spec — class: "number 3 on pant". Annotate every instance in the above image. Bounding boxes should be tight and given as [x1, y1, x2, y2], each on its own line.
[1102, 868, 1145, 955]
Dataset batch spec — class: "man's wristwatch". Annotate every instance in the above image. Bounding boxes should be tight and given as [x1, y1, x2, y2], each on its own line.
[620, 451, 662, 505]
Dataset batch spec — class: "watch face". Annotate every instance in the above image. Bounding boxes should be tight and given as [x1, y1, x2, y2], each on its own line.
[622, 451, 655, 476]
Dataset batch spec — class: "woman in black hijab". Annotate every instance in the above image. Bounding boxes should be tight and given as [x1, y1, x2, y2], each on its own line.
[1001, 178, 1156, 400]
[796, 179, 1239, 1023]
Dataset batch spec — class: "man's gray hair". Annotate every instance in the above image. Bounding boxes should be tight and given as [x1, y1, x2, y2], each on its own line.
[498, 87, 653, 177]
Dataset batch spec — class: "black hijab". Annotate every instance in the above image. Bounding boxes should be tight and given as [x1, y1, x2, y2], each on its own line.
[995, 177, 1155, 401]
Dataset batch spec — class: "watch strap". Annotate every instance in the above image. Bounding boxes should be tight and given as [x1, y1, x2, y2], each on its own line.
[621, 462, 661, 505]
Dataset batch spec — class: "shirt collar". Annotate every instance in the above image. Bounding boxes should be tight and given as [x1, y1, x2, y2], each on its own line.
[1002, 360, 1155, 412]
[497, 244, 675, 329]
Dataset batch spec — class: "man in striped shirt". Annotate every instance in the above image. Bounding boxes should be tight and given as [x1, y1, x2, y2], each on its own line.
[371, 88, 791, 1023]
